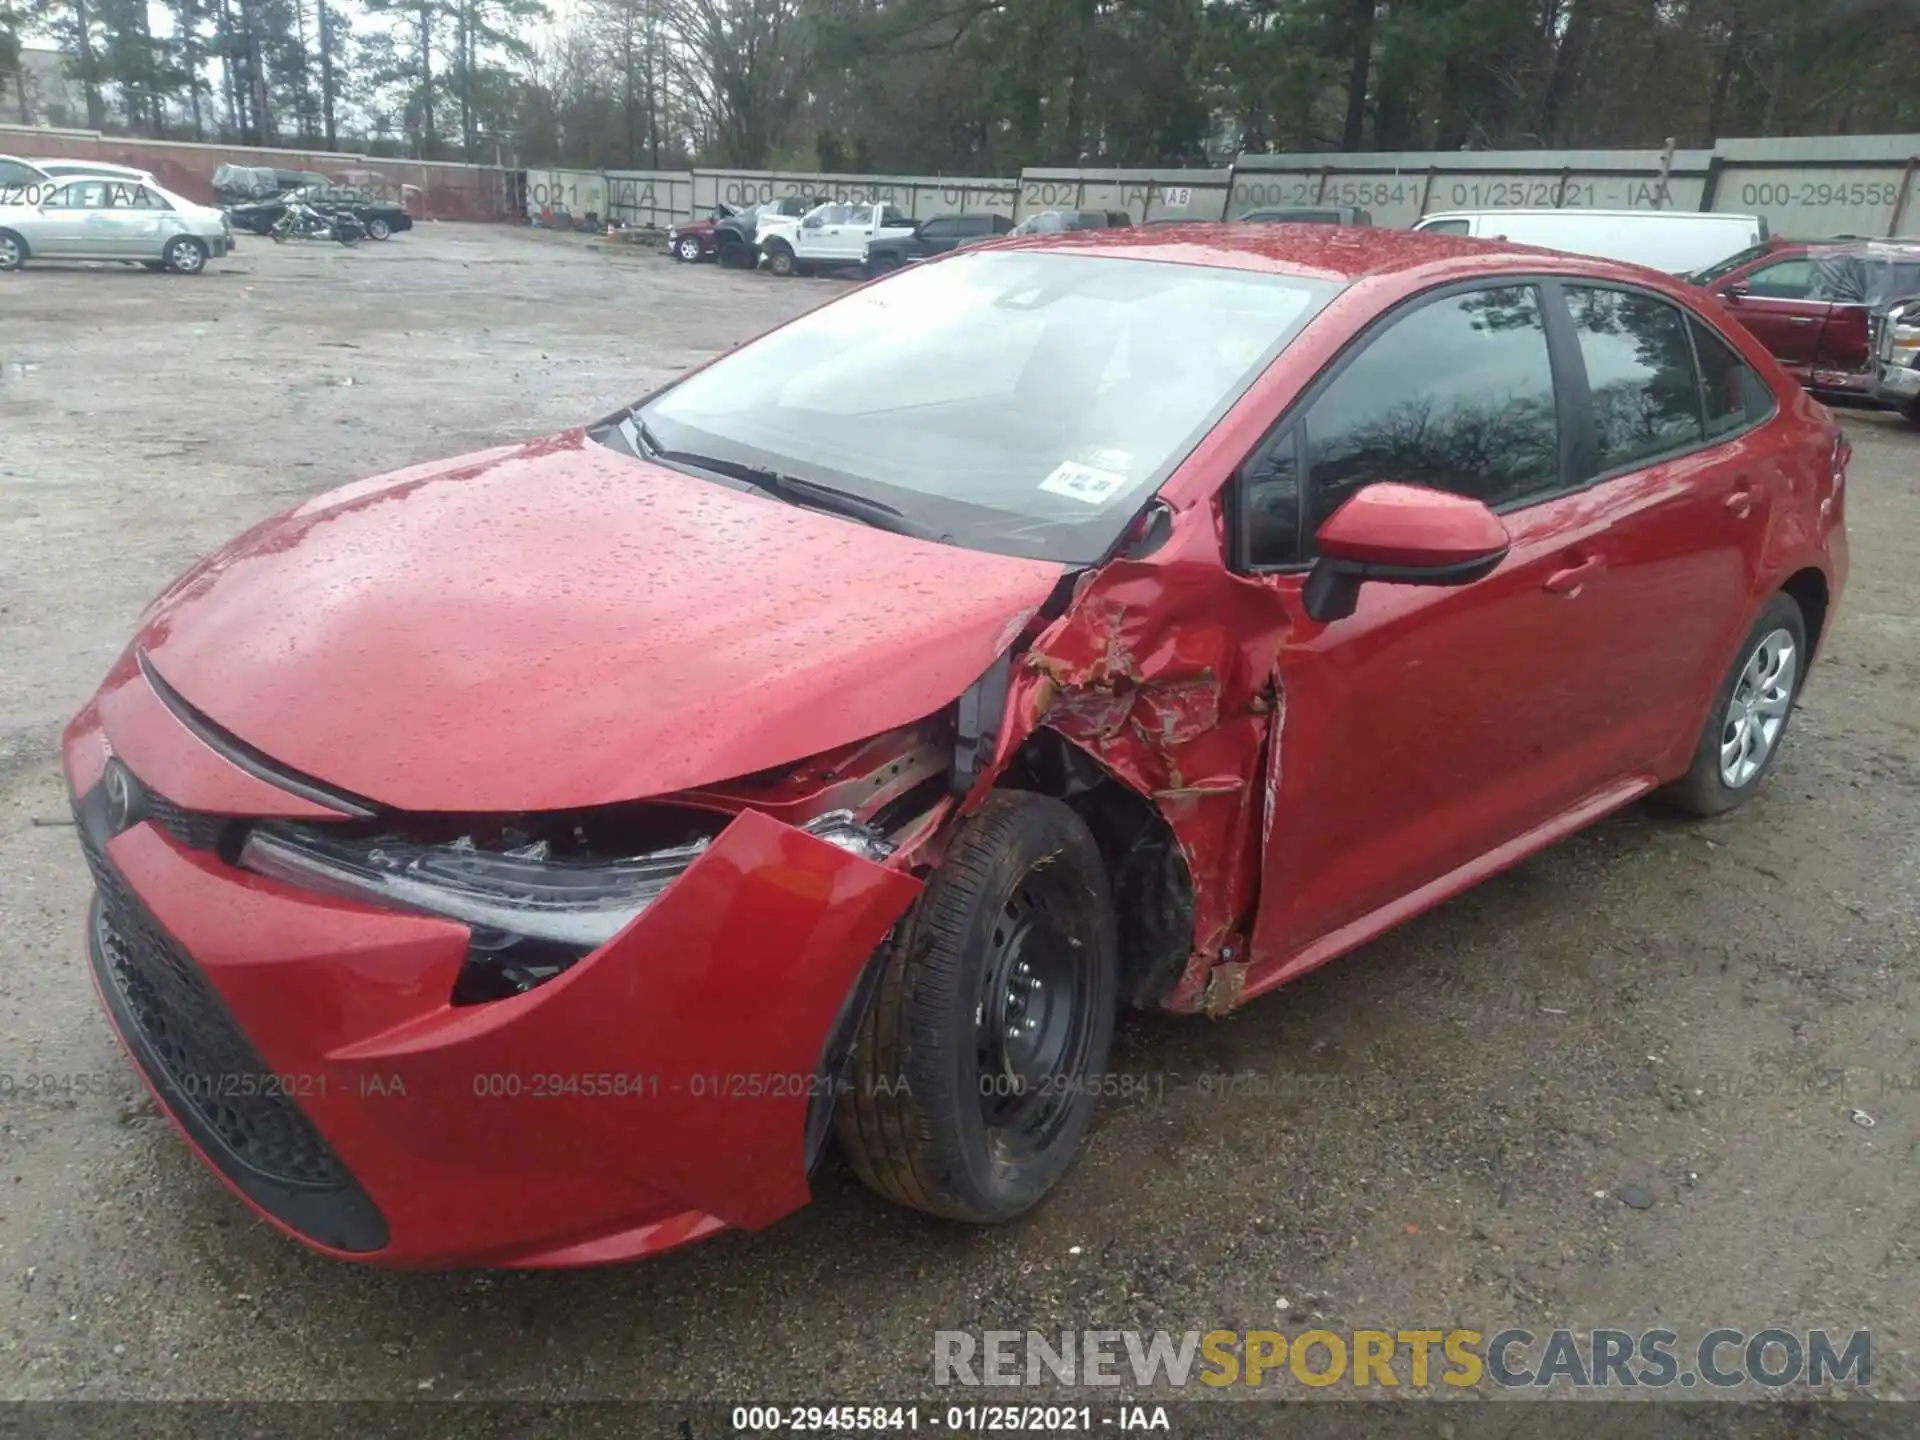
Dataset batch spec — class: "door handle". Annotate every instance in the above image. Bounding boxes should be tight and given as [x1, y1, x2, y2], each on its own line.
[1783, 315, 1816, 324]
[1724, 481, 1757, 519]
[1542, 554, 1605, 596]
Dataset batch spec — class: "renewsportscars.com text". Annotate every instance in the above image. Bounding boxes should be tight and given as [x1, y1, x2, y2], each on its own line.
[933, 1327, 1870, 1390]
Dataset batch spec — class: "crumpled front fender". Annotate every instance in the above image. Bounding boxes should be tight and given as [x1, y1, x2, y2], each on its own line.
[104, 801, 921, 1265]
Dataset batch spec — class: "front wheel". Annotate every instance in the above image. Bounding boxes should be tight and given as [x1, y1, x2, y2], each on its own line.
[1659, 592, 1808, 817]
[164, 236, 208, 274]
[366, 217, 392, 241]
[675, 235, 702, 262]
[764, 242, 796, 278]
[838, 791, 1118, 1223]
[0, 229, 30, 270]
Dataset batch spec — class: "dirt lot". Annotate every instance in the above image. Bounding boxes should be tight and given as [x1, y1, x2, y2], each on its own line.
[1, 225, 1915, 1420]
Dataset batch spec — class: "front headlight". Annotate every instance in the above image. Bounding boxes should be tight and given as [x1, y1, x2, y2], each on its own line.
[241, 824, 707, 949]
[668, 226, 678, 239]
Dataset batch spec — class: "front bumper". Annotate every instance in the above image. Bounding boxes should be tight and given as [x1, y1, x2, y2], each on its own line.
[1874, 361, 1920, 407]
[63, 686, 920, 1268]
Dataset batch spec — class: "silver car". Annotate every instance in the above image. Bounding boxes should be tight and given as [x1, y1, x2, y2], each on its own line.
[0, 174, 232, 274]
[34, 159, 160, 184]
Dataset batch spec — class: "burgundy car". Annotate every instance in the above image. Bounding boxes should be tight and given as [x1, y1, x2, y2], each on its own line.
[65, 226, 1847, 1268]
[1694, 238, 1920, 401]
[666, 202, 737, 263]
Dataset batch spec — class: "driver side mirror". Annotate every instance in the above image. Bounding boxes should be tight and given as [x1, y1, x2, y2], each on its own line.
[1722, 283, 1749, 302]
[1301, 483, 1511, 624]
[803, 215, 824, 229]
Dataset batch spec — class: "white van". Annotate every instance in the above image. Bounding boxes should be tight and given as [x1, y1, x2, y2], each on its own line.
[1410, 208, 1767, 275]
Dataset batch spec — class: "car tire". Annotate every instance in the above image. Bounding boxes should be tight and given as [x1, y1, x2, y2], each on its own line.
[0, 229, 26, 271]
[675, 236, 702, 263]
[366, 217, 392, 241]
[1658, 592, 1808, 817]
[838, 791, 1118, 1223]
[765, 241, 796, 278]
[717, 240, 747, 268]
[164, 236, 209, 274]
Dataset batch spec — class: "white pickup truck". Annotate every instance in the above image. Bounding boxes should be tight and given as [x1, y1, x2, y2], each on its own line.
[756, 200, 917, 277]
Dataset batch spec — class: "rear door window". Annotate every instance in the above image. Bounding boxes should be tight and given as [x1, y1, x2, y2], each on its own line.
[46, 180, 111, 209]
[1565, 286, 1705, 470]
[1690, 319, 1773, 438]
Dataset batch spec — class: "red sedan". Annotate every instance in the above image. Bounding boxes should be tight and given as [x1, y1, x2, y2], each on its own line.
[65, 225, 1848, 1268]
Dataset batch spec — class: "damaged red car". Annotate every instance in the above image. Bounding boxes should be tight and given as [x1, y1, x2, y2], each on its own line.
[65, 226, 1848, 1268]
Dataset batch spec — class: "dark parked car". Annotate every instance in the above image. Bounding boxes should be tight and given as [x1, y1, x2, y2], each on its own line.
[1011, 208, 1131, 235]
[212, 165, 330, 207]
[957, 209, 1132, 250]
[713, 196, 816, 268]
[62, 225, 1844, 1269]
[226, 185, 414, 241]
[1238, 205, 1373, 226]
[863, 212, 1012, 274]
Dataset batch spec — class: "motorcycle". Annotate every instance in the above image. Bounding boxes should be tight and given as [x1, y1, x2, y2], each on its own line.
[269, 198, 367, 247]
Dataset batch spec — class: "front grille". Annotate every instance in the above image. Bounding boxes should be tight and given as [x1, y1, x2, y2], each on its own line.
[142, 790, 229, 851]
[76, 790, 389, 1251]
[81, 830, 345, 1187]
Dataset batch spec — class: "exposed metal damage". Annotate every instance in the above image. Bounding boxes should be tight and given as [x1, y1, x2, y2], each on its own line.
[956, 521, 1297, 1015]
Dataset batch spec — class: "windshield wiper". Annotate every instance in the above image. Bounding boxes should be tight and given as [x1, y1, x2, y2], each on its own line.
[626, 421, 951, 545]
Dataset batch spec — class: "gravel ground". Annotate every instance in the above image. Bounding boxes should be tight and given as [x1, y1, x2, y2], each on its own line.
[0, 225, 1915, 1423]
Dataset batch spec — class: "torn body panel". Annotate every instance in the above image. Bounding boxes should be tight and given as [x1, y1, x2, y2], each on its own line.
[985, 517, 1295, 1014]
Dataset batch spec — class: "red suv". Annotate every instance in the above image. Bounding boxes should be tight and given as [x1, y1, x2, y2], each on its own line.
[1694, 238, 1920, 401]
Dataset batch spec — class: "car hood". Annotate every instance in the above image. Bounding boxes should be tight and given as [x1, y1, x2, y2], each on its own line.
[130, 431, 1067, 814]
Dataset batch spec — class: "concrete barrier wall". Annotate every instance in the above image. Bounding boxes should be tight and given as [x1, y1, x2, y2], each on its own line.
[605, 170, 697, 229]
[5, 125, 1917, 237]
[1228, 139, 1920, 238]
[525, 167, 607, 223]
[0, 124, 514, 220]
[688, 169, 1018, 220]
[1016, 168, 1233, 222]
[1700, 136, 1920, 239]
[1229, 149, 1712, 228]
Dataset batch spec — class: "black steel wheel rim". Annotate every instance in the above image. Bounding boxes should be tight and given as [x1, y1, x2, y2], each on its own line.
[975, 864, 1094, 1151]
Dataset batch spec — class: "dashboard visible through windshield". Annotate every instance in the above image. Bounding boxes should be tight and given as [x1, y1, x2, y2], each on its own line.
[613, 250, 1341, 563]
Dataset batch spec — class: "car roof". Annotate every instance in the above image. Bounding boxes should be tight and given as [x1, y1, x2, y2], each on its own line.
[980, 221, 1697, 286]
[39, 158, 149, 173]
[1420, 208, 1760, 222]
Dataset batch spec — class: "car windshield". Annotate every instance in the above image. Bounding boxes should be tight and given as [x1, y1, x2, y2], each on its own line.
[1688, 242, 1775, 286]
[631, 250, 1340, 563]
